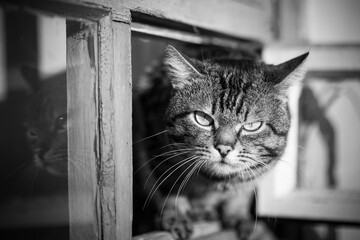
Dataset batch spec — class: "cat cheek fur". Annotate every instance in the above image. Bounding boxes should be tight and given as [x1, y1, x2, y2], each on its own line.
[168, 116, 213, 146]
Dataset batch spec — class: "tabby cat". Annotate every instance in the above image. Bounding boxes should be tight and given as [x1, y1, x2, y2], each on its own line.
[134, 45, 308, 239]
[22, 67, 67, 177]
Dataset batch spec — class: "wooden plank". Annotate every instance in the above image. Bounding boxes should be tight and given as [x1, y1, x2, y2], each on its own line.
[123, 0, 273, 41]
[67, 20, 99, 240]
[113, 20, 132, 240]
[27, 0, 272, 41]
[97, 15, 117, 240]
[131, 22, 261, 52]
[0, 0, 115, 22]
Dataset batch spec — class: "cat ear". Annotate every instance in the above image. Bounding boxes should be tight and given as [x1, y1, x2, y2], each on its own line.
[164, 45, 202, 90]
[266, 52, 309, 95]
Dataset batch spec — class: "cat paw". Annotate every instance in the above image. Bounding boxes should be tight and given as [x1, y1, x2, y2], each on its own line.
[188, 206, 219, 221]
[223, 218, 277, 240]
[157, 209, 193, 240]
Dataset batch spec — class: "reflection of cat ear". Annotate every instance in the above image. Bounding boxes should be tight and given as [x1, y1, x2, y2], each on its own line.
[267, 52, 309, 95]
[164, 45, 202, 90]
[21, 66, 41, 91]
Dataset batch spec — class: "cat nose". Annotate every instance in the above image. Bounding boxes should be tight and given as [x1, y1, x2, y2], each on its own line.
[34, 148, 45, 159]
[216, 144, 233, 157]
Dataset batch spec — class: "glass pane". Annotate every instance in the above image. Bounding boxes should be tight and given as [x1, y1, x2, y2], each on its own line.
[0, 7, 68, 240]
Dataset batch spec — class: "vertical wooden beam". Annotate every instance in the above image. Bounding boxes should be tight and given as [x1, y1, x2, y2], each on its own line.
[97, 16, 132, 240]
[67, 14, 132, 240]
[113, 21, 132, 240]
[97, 15, 117, 240]
[67, 20, 99, 240]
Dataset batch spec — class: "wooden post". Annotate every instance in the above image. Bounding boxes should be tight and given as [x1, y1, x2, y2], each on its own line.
[67, 15, 132, 240]
[113, 21, 132, 240]
[97, 16, 133, 240]
[67, 20, 99, 240]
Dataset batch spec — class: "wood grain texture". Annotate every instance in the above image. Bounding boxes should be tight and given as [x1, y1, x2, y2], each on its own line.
[97, 15, 117, 240]
[124, 0, 274, 41]
[68, 15, 132, 240]
[113, 21, 132, 240]
[131, 22, 261, 52]
[67, 20, 99, 240]
[30, 0, 272, 41]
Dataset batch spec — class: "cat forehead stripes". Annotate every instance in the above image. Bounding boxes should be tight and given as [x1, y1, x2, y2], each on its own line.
[165, 45, 308, 119]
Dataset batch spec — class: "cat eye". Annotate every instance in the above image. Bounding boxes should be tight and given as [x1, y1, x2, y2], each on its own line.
[26, 129, 38, 139]
[56, 114, 67, 131]
[193, 111, 214, 127]
[242, 121, 263, 132]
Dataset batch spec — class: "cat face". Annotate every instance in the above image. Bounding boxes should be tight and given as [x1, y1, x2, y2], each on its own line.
[164, 45, 308, 182]
[23, 68, 67, 176]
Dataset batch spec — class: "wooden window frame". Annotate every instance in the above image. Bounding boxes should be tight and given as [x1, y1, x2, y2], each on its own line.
[1, 1, 132, 239]
[1, 0, 273, 239]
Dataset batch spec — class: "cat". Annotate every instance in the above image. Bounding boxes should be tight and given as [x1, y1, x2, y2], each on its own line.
[133, 45, 308, 239]
[22, 67, 67, 177]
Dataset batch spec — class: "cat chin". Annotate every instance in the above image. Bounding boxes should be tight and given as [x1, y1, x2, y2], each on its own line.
[200, 160, 273, 183]
[199, 167, 240, 182]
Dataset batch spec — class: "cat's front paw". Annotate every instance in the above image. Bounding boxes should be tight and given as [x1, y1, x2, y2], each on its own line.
[188, 206, 219, 221]
[157, 209, 193, 240]
[223, 218, 277, 240]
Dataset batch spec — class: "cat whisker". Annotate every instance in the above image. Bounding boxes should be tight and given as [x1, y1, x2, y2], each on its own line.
[195, 159, 207, 180]
[143, 150, 194, 187]
[173, 160, 203, 220]
[160, 159, 200, 220]
[67, 156, 94, 180]
[175, 159, 203, 208]
[239, 155, 273, 173]
[133, 130, 169, 144]
[4, 163, 31, 180]
[158, 147, 197, 156]
[143, 155, 198, 210]
[68, 155, 91, 170]
[159, 142, 187, 150]
[12, 165, 37, 201]
[247, 165, 259, 184]
[249, 162, 268, 183]
[241, 171, 246, 190]
[297, 145, 305, 150]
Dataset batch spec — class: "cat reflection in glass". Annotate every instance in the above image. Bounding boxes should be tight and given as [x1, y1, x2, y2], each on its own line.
[22, 67, 67, 177]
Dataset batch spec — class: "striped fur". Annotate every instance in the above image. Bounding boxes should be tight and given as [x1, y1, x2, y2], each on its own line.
[163, 46, 308, 182]
[133, 46, 308, 237]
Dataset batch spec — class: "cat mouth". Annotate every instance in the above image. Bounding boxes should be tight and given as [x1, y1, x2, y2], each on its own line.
[201, 159, 273, 182]
[33, 154, 67, 176]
